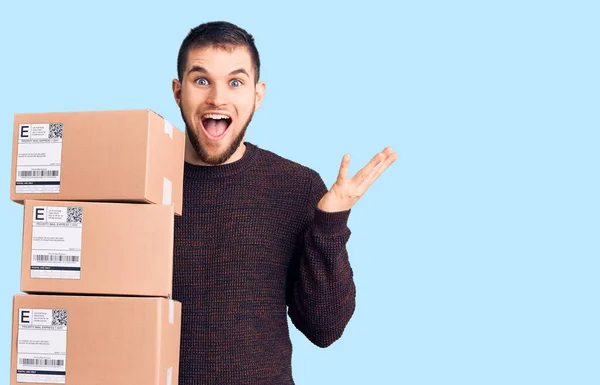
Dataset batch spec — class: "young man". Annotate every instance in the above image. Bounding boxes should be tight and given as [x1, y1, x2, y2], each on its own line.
[171, 21, 397, 384]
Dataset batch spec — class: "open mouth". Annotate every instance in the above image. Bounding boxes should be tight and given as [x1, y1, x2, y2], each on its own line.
[201, 113, 232, 140]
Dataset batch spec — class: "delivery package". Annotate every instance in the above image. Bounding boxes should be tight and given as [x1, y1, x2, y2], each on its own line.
[10, 294, 181, 385]
[10, 109, 185, 215]
[21, 200, 175, 297]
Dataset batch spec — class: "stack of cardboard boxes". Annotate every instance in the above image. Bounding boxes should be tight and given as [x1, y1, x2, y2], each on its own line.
[8, 109, 186, 385]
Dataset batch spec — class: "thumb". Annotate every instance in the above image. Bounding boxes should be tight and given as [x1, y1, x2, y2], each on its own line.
[337, 154, 350, 182]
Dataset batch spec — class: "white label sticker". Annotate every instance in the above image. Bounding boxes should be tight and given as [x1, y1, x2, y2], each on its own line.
[16, 123, 64, 194]
[166, 366, 172, 385]
[16, 307, 68, 384]
[30, 206, 83, 280]
[163, 177, 172, 205]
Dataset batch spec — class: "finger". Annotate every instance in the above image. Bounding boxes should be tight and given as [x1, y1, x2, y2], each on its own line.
[337, 154, 351, 182]
[353, 151, 385, 183]
[370, 151, 398, 184]
[359, 151, 398, 190]
[359, 155, 387, 187]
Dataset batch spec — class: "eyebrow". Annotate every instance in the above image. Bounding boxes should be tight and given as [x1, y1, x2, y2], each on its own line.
[188, 66, 250, 78]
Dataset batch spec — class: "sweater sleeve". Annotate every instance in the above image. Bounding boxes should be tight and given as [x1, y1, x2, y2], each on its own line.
[286, 170, 357, 348]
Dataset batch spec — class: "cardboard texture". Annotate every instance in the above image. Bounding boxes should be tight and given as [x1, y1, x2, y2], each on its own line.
[10, 294, 181, 385]
[20, 200, 175, 297]
[10, 109, 185, 215]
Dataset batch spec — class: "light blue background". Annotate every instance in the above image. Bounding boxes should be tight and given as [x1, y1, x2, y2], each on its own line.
[1, 1, 598, 384]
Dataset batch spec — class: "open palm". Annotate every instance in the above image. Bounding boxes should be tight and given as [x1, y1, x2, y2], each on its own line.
[317, 147, 398, 212]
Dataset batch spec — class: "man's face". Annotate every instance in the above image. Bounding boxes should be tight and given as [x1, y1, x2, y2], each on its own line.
[173, 45, 265, 165]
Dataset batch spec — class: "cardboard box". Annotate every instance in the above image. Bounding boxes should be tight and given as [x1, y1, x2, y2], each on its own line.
[21, 200, 175, 297]
[10, 294, 181, 385]
[10, 109, 185, 215]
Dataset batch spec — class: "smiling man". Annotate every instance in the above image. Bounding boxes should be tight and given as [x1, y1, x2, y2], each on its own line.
[171, 21, 397, 384]
[175, 40, 261, 166]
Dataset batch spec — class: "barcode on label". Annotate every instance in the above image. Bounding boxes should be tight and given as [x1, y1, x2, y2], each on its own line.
[49, 123, 63, 139]
[33, 254, 79, 262]
[18, 170, 59, 177]
[67, 207, 83, 223]
[19, 358, 64, 366]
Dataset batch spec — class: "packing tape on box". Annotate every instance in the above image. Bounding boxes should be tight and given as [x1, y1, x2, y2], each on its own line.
[169, 299, 174, 324]
[163, 177, 172, 205]
[164, 119, 173, 139]
[167, 366, 173, 385]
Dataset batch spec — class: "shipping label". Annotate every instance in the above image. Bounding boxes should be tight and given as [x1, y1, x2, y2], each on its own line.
[16, 308, 68, 384]
[30, 206, 83, 280]
[16, 123, 63, 194]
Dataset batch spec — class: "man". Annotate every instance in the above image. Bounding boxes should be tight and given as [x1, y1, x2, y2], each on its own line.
[171, 21, 397, 384]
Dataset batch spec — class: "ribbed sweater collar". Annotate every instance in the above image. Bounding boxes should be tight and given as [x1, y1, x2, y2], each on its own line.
[183, 142, 259, 180]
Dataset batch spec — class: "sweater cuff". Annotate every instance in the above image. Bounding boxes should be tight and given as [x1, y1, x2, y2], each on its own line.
[312, 207, 351, 233]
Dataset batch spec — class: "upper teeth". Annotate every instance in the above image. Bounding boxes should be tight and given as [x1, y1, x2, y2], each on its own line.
[203, 114, 229, 120]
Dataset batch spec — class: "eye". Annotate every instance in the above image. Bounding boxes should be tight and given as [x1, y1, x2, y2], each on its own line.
[230, 79, 242, 87]
[195, 77, 209, 86]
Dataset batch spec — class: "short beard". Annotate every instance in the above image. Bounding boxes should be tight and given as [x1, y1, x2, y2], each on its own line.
[179, 106, 254, 165]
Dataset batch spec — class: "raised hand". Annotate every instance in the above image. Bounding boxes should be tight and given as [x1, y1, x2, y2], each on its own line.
[317, 147, 398, 213]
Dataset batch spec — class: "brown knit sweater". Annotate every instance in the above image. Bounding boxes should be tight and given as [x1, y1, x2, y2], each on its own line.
[172, 142, 356, 384]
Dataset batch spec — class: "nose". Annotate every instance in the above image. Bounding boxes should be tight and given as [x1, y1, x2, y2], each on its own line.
[205, 83, 228, 106]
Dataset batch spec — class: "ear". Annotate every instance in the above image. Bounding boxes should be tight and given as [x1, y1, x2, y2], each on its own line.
[172, 78, 182, 106]
[254, 81, 266, 111]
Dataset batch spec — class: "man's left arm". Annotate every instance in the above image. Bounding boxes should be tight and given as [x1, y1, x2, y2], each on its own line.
[286, 147, 398, 348]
